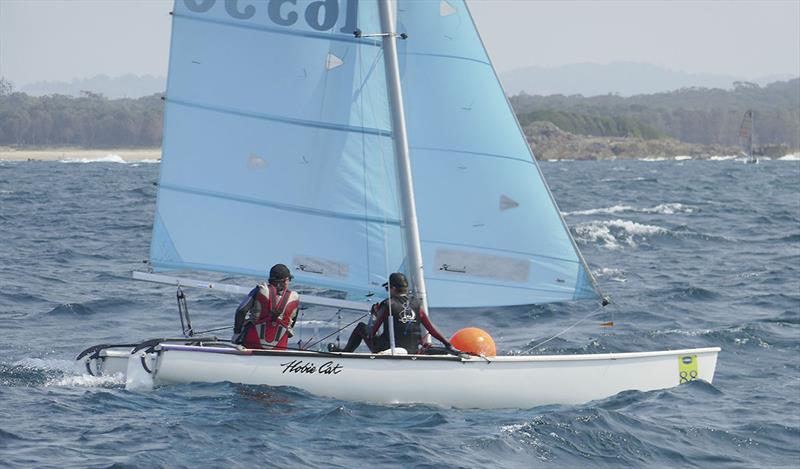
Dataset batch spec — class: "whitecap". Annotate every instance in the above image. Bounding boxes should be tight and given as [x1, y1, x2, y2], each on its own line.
[642, 203, 695, 214]
[563, 203, 694, 216]
[709, 155, 737, 161]
[562, 205, 634, 216]
[574, 219, 667, 249]
[640, 157, 668, 162]
[59, 154, 127, 164]
[778, 153, 800, 161]
[674, 155, 693, 161]
[594, 267, 626, 282]
[50, 372, 125, 388]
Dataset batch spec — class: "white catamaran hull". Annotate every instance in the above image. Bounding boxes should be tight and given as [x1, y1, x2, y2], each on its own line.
[78, 343, 720, 409]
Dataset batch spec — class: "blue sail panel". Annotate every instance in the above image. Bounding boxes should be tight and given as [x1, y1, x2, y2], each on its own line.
[397, 0, 600, 307]
[152, 0, 404, 298]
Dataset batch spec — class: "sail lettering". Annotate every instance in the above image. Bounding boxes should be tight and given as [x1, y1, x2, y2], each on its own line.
[225, 0, 256, 19]
[268, 0, 299, 26]
[184, 0, 216, 13]
[184, 0, 357, 33]
[305, 0, 338, 31]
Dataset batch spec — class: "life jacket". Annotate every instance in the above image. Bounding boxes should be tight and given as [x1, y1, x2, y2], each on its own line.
[240, 284, 299, 350]
[375, 295, 421, 352]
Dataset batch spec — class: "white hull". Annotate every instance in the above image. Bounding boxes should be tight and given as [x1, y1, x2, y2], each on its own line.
[78, 342, 720, 409]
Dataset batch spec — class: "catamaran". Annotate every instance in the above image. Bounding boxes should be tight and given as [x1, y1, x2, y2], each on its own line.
[76, 0, 719, 409]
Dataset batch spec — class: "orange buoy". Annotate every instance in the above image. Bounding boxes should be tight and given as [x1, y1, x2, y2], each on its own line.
[450, 327, 496, 357]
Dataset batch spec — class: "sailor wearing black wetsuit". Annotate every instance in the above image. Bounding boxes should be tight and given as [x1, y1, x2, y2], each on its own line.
[328, 273, 452, 353]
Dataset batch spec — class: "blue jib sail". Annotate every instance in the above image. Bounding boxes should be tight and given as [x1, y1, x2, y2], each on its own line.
[151, 0, 599, 308]
[395, 0, 599, 307]
[151, 0, 404, 299]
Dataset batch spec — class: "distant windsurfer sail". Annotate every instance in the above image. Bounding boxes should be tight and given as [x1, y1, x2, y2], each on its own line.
[740, 110, 758, 164]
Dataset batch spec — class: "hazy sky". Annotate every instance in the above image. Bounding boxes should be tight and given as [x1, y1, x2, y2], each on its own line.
[1, 0, 799, 86]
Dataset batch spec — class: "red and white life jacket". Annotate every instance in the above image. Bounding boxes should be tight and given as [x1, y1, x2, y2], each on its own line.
[242, 284, 299, 350]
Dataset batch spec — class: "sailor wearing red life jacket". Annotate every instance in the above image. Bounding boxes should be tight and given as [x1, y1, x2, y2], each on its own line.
[232, 264, 300, 350]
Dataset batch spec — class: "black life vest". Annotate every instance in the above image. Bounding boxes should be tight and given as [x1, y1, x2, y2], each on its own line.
[376, 295, 422, 352]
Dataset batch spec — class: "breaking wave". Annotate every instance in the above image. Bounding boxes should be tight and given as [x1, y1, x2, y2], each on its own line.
[778, 154, 800, 161]
[60, 154, 128, 164]
[564, 203, 695, 216]
[594, 267, 626, 283]
[573, 219, 668, 249]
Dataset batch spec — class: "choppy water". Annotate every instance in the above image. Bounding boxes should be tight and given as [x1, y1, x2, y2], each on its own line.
[1, 157, 798, 468]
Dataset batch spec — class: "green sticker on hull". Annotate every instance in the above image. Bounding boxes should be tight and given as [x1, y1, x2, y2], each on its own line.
[679, 355, 698, 384]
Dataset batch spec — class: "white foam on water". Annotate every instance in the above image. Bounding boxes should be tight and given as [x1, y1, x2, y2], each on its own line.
[779, 153, 800, 161]
[12, 357, 124, 388]
[563, 203, 694, 216]
[563, 205, 634, 216]
[59, 154, 127, 164]
[674, 155, 693, 161]
[14, 357, 76, 372]
[639, 157, 668, 162]
[51, 372, 125, 388]
[594, 267, 627, 283]
[643, 203, 695, 214]
[574, 219, 667, 249]
[709, 155, 738, 161]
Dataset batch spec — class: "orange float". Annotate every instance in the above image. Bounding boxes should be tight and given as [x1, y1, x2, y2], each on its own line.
[450, 327, 496, 357]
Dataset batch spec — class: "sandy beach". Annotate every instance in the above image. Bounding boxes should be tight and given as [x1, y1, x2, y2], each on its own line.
[0, 147, 161, 162]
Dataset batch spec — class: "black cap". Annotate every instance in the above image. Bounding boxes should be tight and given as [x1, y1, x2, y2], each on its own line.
[382, 272, 408, 291]
[268, 264, 293, 281]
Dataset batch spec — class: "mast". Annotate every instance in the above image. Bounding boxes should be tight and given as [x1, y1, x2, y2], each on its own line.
[377, 0, 431, 318]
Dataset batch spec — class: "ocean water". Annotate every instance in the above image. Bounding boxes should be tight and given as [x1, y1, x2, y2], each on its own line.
[0, 157, 798, 468]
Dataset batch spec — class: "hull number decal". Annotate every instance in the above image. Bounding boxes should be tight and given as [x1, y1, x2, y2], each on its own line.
[678, 355, 698, 383]
[281, 359, 342, 375]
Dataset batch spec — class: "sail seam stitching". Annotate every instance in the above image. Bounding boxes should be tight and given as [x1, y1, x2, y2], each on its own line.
[168, 98, 392, 137]
[410, 145, 535, 165]
[160, 183, 402, 226]
[405, 51, 491, 67]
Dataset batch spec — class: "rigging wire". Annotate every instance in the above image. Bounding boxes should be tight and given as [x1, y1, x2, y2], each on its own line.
[520, 302, 610, 354]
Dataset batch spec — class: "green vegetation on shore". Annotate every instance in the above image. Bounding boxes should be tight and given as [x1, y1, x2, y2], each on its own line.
[1, 76, 797, 157]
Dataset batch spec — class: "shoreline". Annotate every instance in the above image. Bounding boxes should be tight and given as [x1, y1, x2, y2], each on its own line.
[0, 147, 161, 162]
[1, 146, 797, 163]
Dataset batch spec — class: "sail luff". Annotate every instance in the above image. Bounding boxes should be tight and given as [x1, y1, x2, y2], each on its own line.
[378, 0, 431, 316]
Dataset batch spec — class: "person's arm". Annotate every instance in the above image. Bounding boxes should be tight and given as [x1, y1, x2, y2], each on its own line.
[420, 309, 451, 347]
[370, 302, 387, 338]
[233, 287, 258, 333]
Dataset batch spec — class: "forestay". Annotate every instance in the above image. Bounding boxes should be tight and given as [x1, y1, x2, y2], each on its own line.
[151, 0, 405, 300]
[396, 0, 599, 307]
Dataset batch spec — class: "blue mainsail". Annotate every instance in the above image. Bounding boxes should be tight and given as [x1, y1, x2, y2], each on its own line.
[151, 0, 600, 308]
[152, 0, 404, 298]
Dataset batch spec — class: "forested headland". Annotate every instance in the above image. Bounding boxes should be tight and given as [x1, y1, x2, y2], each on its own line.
[1, 76, 797, 158]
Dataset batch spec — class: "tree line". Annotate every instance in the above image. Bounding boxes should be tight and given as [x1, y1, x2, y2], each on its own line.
[511, 79, 800, 149]
[0, 78, 162, 147]
[1, 76, 797, 149]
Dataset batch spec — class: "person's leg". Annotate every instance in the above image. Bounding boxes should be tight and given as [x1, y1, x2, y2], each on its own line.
[329, 323, 369, 352]
[342, 323, 369, 352]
